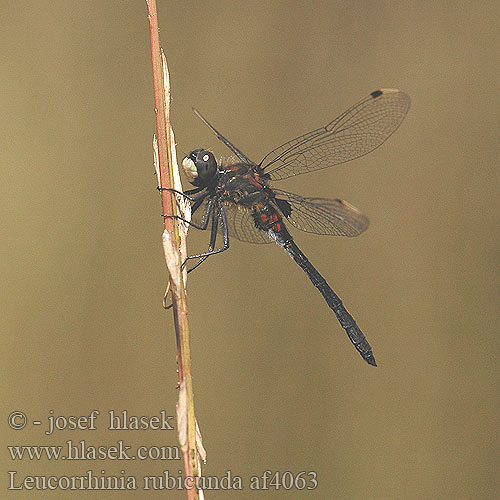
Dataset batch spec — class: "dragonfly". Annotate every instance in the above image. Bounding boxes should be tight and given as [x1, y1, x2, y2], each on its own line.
[167, 89, 410, 366]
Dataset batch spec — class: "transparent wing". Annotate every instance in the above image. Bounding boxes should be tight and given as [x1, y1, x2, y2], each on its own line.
[193, 108, 256, 166]
[191, 196, 271, 244]
[261, 89, 410, 180]
[273, 188, 369, 237]
[221, 203, 272, 244]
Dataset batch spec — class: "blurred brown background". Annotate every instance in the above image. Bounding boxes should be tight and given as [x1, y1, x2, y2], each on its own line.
[1, 1, 499, 499]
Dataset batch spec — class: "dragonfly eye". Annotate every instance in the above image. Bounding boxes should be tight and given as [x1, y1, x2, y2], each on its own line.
[182, 149, 218, 186]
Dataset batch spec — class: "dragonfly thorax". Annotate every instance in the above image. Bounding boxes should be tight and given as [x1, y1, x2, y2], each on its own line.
[182, 149, 218, 187]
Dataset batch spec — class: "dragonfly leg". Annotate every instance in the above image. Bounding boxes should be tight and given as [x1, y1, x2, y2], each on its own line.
[185, 206, 220, 273]
[162, 194, 213, 231]
[163, 204, 228, 309]
[163, 214, 208, 231]
[183, 203, 229, 265]
[158, 186, 204, 200]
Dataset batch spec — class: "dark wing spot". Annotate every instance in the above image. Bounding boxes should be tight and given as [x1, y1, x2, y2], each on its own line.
[275, 198, 292, 218]
[370, 89, 383, 98]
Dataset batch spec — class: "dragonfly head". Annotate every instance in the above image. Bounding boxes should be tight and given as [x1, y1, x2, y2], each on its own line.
[182, 149, 218, 187]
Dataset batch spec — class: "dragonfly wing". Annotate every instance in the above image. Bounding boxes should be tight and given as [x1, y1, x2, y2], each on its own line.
[191, 196, 271, 244]
[193, 108, 256, 166]
[273, 188, 369, 237]
[220, 202, 272, 244]
[261, 89, 410, 181]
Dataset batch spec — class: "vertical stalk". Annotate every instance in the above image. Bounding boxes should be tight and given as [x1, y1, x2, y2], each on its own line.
[146, 2, 200, 499]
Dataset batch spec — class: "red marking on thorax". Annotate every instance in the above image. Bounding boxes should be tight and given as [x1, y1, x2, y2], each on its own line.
[248, 176, 262, 188]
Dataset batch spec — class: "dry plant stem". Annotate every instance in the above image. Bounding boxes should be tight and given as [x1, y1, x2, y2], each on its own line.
[146, 1, 199, 498]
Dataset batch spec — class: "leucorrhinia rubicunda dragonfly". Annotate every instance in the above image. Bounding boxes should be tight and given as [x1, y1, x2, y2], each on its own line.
[166, 89, 410, 366]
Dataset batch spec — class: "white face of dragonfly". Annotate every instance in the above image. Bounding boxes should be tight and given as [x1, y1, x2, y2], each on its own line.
[182, 156, 198, 182]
